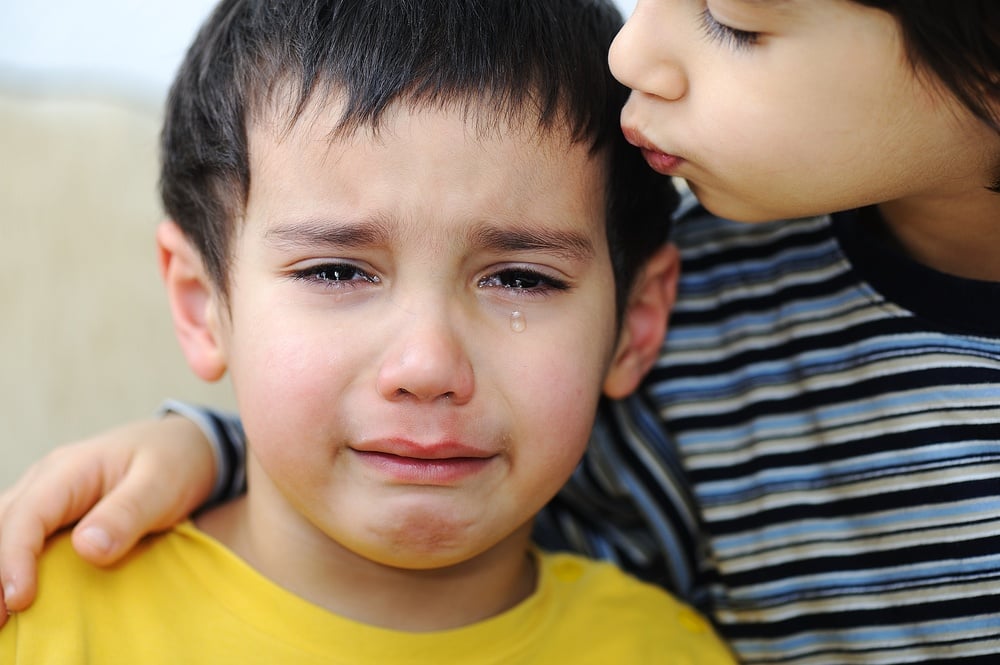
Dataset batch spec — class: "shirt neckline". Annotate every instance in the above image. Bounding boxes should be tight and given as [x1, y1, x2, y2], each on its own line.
[831, 207, 1000, 338]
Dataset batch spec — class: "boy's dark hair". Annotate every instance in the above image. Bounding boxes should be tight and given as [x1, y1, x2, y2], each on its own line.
[161, 0, 677, 318]
[853, 0, 1000, 191]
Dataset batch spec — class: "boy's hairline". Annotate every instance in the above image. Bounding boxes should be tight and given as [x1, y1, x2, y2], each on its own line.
[227, 79, 616, 251]
[247, 75, 604, 154]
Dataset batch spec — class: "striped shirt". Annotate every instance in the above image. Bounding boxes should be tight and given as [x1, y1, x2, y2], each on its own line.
[541, 202, 1000, 663]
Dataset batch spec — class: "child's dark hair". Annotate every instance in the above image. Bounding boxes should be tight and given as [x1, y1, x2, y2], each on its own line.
[854, 1, 1000, 190]
[160, 0, 677, 318]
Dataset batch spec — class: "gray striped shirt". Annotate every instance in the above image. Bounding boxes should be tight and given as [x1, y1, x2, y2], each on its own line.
[541, 203, 1000, 663]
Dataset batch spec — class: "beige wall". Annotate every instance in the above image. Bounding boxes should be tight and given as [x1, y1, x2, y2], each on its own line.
[0, 91, 235, 488]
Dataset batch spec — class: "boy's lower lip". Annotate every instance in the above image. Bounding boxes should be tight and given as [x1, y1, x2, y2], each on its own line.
[353, 450, 495, 484]
[640, 147, 684, 175]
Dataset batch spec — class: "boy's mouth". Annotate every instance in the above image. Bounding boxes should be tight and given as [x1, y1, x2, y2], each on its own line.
[621, 126, 685, 176]
[353, 438, 495, 459]
[351, 438, 498, 485]
[352, 450, 497, 485]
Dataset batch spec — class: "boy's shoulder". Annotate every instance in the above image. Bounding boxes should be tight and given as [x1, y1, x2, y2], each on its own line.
[31, 523, 168, 596]
[1, 522, 321, 664]
[534, 550, 735, 663]
[0, 524, 188, 663]
[3, 530, 734, 664]
[17, 521, 197, 614]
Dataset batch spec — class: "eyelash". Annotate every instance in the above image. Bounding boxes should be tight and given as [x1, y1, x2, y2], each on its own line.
[291, 263, 570, 297]
[478, 267, 571, 297]
[292, 263, 380, 288]
[699, 8, 759, 50]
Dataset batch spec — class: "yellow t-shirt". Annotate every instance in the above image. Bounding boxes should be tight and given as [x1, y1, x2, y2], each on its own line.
[0, 521, 734, 664]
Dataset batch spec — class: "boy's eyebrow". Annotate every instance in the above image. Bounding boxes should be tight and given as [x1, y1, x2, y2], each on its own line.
[263, 219, 595, 261]
[263, 218, 391, 249]
[468, 224, 595, 262]
[264, 219, 595, 261]
[735, 0, 792, 7]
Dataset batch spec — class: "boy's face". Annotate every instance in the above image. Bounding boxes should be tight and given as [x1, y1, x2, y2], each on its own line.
[609, 0, 999, 223]
[192, 102, 643, 569]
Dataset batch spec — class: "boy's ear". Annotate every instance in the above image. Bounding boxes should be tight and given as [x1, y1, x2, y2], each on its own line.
[603, 243, 679, 399]
[156, 220, 228, 382]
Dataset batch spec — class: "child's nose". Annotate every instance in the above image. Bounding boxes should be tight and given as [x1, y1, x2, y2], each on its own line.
[376, 309, 475, 405]
[609, 3, 687, 102]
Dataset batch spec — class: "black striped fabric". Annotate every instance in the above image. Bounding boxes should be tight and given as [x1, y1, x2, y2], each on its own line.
[543, 203, 1000, 663]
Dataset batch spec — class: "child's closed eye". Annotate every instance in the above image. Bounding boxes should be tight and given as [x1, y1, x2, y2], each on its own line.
[699, 7, 760, 50]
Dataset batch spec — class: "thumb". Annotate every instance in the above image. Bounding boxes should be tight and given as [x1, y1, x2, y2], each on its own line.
[70, 458, 209, 566]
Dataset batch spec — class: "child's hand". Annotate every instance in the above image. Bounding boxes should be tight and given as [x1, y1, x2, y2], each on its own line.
[0, 415, 216, 625]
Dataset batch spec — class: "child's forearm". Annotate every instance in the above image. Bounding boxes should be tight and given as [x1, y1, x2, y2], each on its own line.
[156, 400, 248, 507]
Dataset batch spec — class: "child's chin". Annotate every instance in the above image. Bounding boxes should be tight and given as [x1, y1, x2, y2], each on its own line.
[350, 510, 486, 566]
[359, 541, 485, 572]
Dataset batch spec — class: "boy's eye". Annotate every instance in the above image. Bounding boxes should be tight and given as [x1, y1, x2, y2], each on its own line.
[699, 8, 759, 50]
[292, 262, 380, 287]
[477, 268, 569, 295]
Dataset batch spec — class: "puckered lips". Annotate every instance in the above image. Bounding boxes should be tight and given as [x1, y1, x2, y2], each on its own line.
[621, 126, 685, 176]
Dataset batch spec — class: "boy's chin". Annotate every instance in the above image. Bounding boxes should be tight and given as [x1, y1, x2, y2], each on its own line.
[684, 179, 779, 223]
[343, 509, 533, 572]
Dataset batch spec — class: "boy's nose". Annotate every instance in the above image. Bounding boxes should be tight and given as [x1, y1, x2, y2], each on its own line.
[376, 310, 474, 405]
[609, 3, 687, 102]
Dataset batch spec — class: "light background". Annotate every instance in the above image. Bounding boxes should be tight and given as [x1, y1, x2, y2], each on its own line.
[0, 0, 636, 487]
[0, 0, 637, 105]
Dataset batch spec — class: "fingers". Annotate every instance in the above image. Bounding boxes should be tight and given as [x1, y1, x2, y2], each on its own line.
[0, 466, 38, 613]
[0, 415, 216, 619]
[0, 533, 40, 615]
[0, 448, 111, 613]
[70, 436, 212, 566]
[65, 414, 217, 566]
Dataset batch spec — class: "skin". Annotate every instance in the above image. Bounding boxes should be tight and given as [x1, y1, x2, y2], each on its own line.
[157, 100, 675, 631]
[611, 0, 1000, 280]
